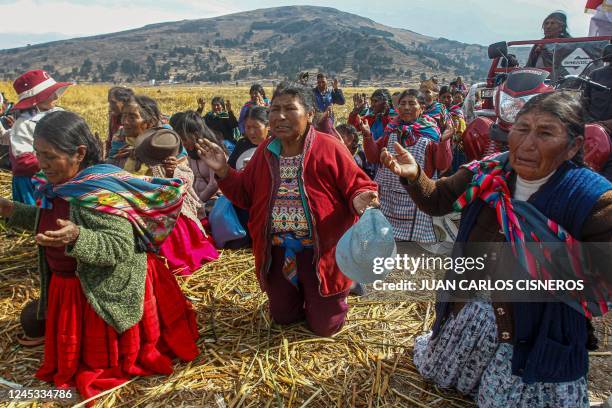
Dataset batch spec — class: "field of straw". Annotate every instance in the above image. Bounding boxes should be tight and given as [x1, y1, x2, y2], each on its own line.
[0, 82, 392, 138]
[0, 84, 610, 407]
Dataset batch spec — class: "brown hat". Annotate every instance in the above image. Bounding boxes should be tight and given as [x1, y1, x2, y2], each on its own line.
[134, 127, 181, 166]
[20, 299, 45, 339]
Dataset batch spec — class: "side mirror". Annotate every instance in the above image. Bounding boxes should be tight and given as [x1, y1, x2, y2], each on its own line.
[488, 41, 508, 59]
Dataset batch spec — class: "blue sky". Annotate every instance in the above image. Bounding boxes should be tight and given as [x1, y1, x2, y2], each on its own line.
[0, 0, 593, 49]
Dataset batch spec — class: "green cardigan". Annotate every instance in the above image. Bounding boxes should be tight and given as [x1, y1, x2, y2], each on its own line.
[8, 201, 148, 333]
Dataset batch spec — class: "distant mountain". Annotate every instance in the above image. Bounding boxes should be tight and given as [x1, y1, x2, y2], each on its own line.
[0, 6, 490, 86]
[0, 32, 72, 51]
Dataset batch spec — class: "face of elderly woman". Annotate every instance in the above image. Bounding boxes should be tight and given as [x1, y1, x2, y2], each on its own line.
[34, 138, 85, 184]
[543, 17, 563, 38]
[398, 96, 422, 123]
[508, 110, 583, 180]
[269, 94, 313, 145]
[122, 103, 150, 138]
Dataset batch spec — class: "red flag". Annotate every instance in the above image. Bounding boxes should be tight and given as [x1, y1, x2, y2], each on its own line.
[586, 0, 604, 12]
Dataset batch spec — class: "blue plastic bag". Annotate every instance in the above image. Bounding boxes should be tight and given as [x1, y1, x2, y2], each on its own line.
[209, 195, 246, 247]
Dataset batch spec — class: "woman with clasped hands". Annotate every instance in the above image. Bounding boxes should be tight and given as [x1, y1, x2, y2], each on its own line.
[0, 111, 199, 404]
[197, 82, 379, 337]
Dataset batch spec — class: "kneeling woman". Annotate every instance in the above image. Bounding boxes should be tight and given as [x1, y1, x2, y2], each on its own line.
[363, 89, 448, 242]
[0, 111, 199, 402]
[382, 92, 611, 407]
[197, 82, 378, 337]
[121, 96, 216, 275]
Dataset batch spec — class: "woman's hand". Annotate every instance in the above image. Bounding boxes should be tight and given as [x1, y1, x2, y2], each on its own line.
[195, 138, 229, 178]
[352, 93, 366, 112]
[323, 105, 333, 119]
[353, 190, 380, 216]
[359, 118, 372, 139]
[163, 156, 178, 177]
[113, 145, 133, 159]
[35, 219, 80, 247]
[0, 197, 14, 218]
[381, 142, 419, 181]
[441, 122, 455, 142]
[3, 115, 14, 129]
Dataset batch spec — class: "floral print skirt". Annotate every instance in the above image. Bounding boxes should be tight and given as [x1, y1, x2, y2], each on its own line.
[413, 301, 498, 396]
[413, 301, 590, 407]
[477, 343, 589, 408]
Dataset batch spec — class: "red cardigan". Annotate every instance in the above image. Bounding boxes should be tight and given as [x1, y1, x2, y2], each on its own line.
[218, 127, 378, 296]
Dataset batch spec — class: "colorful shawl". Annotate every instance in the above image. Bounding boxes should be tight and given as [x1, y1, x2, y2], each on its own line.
[449, 104, 465, 121]
[452, 153, 611, 317]
[242, 98, 270, 110]
[449, 104, 467, 141]
[205, 111, 231, 120]
[33, 164, 185, 252]
[384, 114, 441, 146]
[424, 102, 451, 130]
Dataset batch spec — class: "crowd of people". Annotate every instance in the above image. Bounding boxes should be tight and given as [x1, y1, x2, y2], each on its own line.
[0, 10, 610, 408]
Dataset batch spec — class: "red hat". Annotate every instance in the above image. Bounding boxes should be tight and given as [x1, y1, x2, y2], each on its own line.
[13, 70, 72, 110]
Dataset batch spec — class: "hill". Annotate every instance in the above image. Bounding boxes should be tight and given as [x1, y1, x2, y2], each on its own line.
[0, 6, 489, 86]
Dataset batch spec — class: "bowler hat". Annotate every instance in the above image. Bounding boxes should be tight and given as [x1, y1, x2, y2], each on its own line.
[20, 299, 45, 339]
[134, 127, 181, 166]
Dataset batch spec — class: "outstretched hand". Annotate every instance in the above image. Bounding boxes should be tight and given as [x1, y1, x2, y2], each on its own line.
[195, 138, 229, 178]
[380, 142, 419, 181]
[352, 93, 366, 112]
[35, 219, 80, 247]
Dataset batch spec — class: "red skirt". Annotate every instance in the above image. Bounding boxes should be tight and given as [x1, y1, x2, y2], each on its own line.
[159, 214, 219, 276]
[35, 253, 199, 403]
